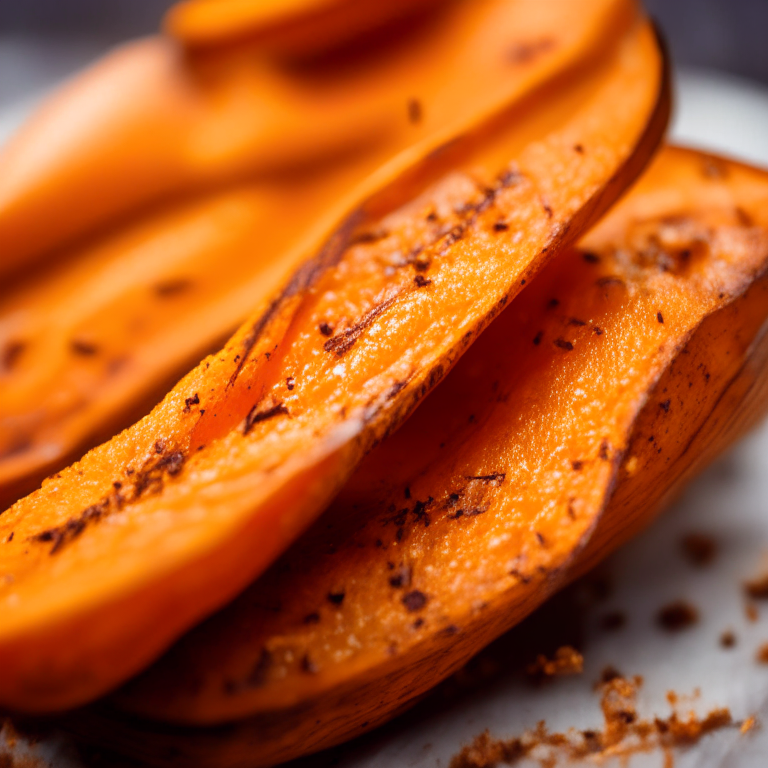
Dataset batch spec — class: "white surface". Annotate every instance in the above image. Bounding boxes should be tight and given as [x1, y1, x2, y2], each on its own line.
[2, 52, 768, 768]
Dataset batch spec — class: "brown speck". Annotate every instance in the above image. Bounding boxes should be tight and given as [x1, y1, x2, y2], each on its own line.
[554, 338, 574, 351]
[389, 564, 412, 589]
[582, 251, 600, 263]
[680, 533, 717, 567]
[328, 591, 345, 606]
[2, 340, 25, 371]
[507, 38, 555, 64]
[154, 439, 166, 454]
[598, 439, 610, 460]
[657, 601, 698, 631]
[286, 376, 295, 390]
[657, 312, 664, 324]
[535, 532, 546, 546]
[720, 630, 736, 649]
[744, 574, 768, 599]
[407, 98, 423, 124]
[593, 326, 604, 336]
[70, 339, 99, 356]
[493, 221, 509, 232]
[183, 393, 200, 412]
[659, 399, 671, 413]
[600, 611, 627, 631]
[318, 322, 334, 337]
[571, 460, 584, 471]
[154, 278, 192, 297]
[402, 590, 428, 612]
[303, 612, 320, 625]
[6, 532, 14, 543]
[574, 143, 585, 154]
[301, 654, 318, 674]
[533, 331, 543, 346]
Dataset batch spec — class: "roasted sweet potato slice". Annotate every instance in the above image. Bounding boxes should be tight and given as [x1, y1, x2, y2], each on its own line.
[165, 0, 444, 53]
[0, 0, 652, 505]
[0, 0, 631, 278]
[100, 147, 768, 767]
[0, 6, 666, 714]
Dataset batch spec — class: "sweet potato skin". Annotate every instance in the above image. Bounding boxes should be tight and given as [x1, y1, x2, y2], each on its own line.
[0, 0, 641, 508]
[99, 148, 768, 768]
[0, 2, 666, 714]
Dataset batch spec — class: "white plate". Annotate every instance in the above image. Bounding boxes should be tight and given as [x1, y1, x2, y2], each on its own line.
[2, 56, 768, 768]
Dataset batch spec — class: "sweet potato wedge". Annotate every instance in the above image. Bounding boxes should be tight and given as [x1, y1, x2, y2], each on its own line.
[99, 147, 768, 767]
[0, 4, 666, 714]
[0, 0, 629, 277]
[0, 0, 651, 506]
[165, 0, 444, 53]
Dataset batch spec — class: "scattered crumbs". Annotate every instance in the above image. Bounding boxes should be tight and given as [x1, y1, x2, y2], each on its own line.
[450, 675, 733, 768]
[407, 98, 423, 124]
[680, 533, 717, 567]
[720, 630, 736, 649]
[657, 601, 699, 632]
[327, 591, 345, 606]
[402, 590, 428, 612]
[525, 645, 583, 682]
[756, 643, 768, 664]
[599, 611, 627, 632]
[744, 573, 768, 599]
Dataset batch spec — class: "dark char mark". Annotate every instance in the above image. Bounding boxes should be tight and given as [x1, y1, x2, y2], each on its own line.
[243, 402, 289, 435]
[324, 295, 400, 357]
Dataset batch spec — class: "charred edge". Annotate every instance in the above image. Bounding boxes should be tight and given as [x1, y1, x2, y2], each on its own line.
[30, 502, 106, 555]
[324, 295, 400, 357]
[244, 402, 289, 435]
[466, 473, 506, 484]
[228, 210, 363, 387]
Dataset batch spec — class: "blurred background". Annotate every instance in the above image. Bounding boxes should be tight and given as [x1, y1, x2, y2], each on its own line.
[1, 0, 767, 105]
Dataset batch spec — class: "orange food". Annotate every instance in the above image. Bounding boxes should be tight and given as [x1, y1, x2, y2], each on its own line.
[1, 0, 652, 507]
[0, 1, 666, 714]
[165, 0, 445, 53]
[91, 147, 768, 768]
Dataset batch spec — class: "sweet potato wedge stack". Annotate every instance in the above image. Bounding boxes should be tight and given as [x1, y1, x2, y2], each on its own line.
[74, 146, 768, 768]
[0, 0, 653, 508]
[0, 0, 667, 714]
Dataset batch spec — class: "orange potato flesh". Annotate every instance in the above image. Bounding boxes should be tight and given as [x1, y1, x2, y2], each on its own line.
[1, 0, 647, 507]
[165, 0, 445, 53]
[97, 147, 768, 768]
[0, 7, 666, 714]
[0, 0, 628, 279]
